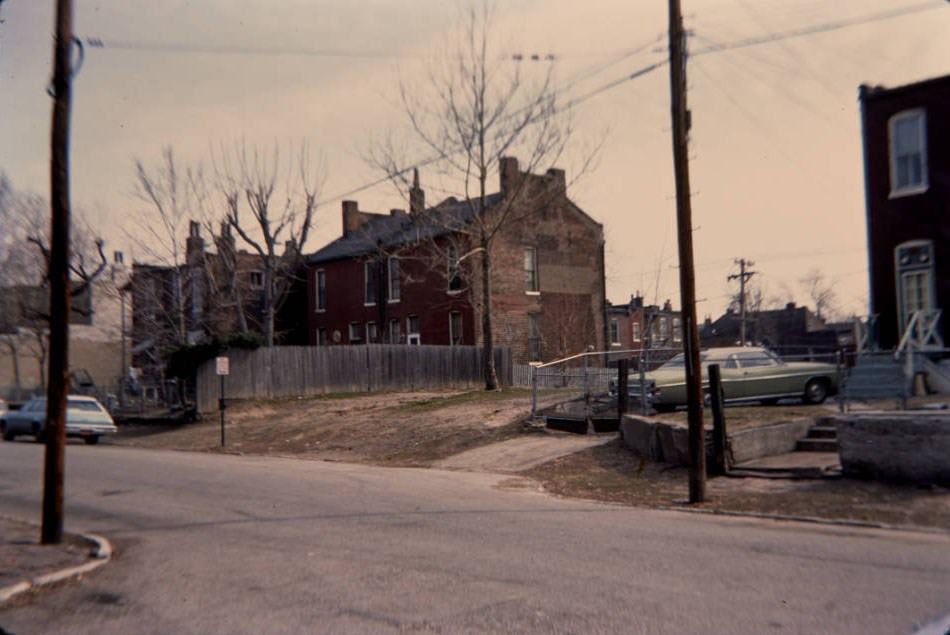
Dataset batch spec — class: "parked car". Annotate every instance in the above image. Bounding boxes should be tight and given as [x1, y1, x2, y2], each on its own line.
[640, 346, 839, 412]
[0, 395, 118, 445]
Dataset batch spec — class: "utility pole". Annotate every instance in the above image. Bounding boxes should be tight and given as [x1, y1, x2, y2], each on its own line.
[728, 258, 756, 346]
[42, 0, 75, 545]
[668, 0, 705, 503]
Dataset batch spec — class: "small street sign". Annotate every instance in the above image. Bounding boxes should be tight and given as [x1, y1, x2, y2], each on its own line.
[216, 356, 230, 376]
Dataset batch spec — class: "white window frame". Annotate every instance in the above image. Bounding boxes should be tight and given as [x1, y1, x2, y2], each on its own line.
[672, 317, 682, 343]
[449, 312, 463, 346]
[387, 257, 401, 303]
[888, 108, 928, 198]
[315, 269, 326, 313]
[389, 318, 401, 344]
[610, 318, 621, 346]
[348, 322, 362, 343]
[524, 247, 539, 294]
[632, 321, 641, 343]
[363, 262, 377, 306]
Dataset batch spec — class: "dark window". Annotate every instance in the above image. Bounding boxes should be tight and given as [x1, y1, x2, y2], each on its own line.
[449, 312, 463, 345]
[388, 257, 401, 302]
[348, 322, 361, 343]
[315, 270, 326, 312]
[528, 314, 542, 361]
[389, 319, 401, 344]
[364, 262, 378, 305]
[524, 247, 538, 292]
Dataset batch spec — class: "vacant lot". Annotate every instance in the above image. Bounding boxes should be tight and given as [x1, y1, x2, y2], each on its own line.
[115, 392, 950, 530]
[117, 388, 568, 466]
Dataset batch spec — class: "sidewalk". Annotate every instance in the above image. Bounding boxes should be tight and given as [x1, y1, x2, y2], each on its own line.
[0, 516, 111, 604]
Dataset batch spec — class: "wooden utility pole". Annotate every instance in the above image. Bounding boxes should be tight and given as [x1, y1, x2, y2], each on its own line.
[668, 0, 705, 502]
[42, 0, 75, 545]
[728, 258, 756, 346]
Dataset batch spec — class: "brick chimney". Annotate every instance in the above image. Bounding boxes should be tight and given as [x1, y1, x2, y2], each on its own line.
[409, 168, 424, 214]
[545, 167, 566, 194]
[186, 220, 204, 265]
[342, 200, 376, 238]
[499, 156, 519, 193]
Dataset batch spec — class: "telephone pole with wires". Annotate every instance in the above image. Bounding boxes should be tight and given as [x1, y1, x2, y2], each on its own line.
[42, 0, 76, 545]
[668, 0, 705, 503]
[728, 258, 757, 347]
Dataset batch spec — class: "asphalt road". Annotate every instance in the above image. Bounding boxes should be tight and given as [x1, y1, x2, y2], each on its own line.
[0, 441, 948, 634]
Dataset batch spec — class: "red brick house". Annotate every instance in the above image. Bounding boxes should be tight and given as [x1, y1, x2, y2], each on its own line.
[859, 74, 949, 350]
[607, 294, 681, 356]
[305, 157, 606, 363]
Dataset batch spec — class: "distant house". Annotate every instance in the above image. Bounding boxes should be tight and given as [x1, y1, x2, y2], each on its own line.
[859, 74, 949, 350]
[305, 157, 606, 364]
[128, 222, 279, 390]
[699, 303, 850, 354]
[606, 294, 681, 357]
[0, 253, 129, 400]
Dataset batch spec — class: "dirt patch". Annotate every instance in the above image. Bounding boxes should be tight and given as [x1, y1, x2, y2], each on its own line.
[116, 389, 569, 467]
[522, 439, 950, 530]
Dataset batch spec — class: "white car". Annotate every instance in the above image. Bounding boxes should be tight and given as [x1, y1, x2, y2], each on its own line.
[1, 395, 118, 445]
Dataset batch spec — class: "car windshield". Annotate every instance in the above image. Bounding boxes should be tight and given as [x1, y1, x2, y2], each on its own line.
[659, 352, 708, 369]
[67, 399, 104, 412]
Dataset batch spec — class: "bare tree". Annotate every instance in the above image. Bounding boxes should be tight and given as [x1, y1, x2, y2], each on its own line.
[213, 141, 320, 346]
[370, 4, 583, 389]
[130, 148, 204, 348]
[800, 268, 837, 321]
[0, 174, 106, 392]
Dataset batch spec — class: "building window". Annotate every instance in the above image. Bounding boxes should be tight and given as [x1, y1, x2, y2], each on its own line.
[528, 314, 542, 361]
[389, 319, 401, 344]
[316, 328, 328, 346]
[610, 318, 620, 346]
[249, 270, 264, 289]
[348, 322, 361, 343]
[450, 312, 464, 345]
[366, 321, 378, 343]
[888, 109, 928, 196]
[524, 247, 539, 293]
[388, 257, 401, 302]
[659, 316, 669, 341]
[364, 261, 377, 306]
[672, 317, 682, 343]
[190, 272, 204, 321]
[315, 270, 326, 312]
[447, 246, 462, 292]
[406, 315, 420, 345]
[632, 322, 641, 343]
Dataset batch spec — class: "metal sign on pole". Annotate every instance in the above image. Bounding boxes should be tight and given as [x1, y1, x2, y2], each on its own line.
[216, 356, 229, 447]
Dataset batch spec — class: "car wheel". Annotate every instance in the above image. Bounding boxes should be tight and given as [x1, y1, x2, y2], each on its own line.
[1, 423, 13, 442]
[84, 435, 100, 445]
[803, 378, 829, 405]
[31, 422, 45, 443]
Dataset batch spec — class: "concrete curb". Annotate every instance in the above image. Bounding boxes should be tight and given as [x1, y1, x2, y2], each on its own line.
[0, 532, 112, 604]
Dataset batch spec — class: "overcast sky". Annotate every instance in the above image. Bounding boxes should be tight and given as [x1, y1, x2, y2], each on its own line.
[2, 0, 949, 321]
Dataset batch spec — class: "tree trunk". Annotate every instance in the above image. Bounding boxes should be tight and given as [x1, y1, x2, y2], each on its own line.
[480, 239, 497, 390]
[263, 260, 275, 346]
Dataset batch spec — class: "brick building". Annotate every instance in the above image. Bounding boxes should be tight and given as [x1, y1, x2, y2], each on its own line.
[129, 221, 283, 384]
[699, 302, 850, 352]
[606, 294, 681, 356]
[859, 74, 949, 350]
[305, 157, 606, 363]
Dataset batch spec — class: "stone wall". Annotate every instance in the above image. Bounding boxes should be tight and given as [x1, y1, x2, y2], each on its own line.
[835, 413, 950, 485]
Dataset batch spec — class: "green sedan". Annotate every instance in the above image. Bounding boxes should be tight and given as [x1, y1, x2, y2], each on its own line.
[645, 346, 839, 412]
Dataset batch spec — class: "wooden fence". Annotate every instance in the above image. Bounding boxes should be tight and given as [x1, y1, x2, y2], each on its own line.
[196, 345, 512, 412]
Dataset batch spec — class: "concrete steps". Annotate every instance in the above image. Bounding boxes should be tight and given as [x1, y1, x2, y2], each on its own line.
[795, 421, 838, 453]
